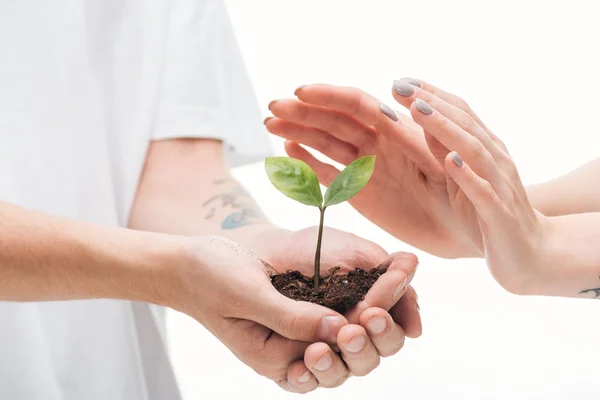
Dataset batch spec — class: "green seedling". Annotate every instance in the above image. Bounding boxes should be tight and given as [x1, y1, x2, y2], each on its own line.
[265, 155, 376, 288]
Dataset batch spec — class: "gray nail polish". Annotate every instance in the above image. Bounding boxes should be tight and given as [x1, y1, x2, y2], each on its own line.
[393, 80, 415, 97]
[379, 103, 398, 121]
[451, 152, 463, 167]
[401, 77, 421, 88]
[415, 99, 433, 115]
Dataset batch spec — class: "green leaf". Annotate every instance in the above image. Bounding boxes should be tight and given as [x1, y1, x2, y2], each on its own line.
[324, 155, 376, 207]
[265, 157, 323, 207]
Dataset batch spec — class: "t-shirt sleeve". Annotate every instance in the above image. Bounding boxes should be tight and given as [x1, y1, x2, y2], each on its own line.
[153, 0, 271, 167]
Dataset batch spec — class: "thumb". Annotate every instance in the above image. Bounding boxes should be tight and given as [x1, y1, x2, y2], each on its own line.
[248, 282, 348, 344]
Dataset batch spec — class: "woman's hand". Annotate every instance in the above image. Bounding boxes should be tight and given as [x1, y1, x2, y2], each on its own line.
[265, 85, 479, 258]
[391, 79, 547, 294]
[265, 80, 547, 294]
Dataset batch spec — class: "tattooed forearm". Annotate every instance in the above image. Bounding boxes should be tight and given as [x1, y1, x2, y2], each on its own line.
[579, 276, 600, 299]
[203, 179, 267, 230]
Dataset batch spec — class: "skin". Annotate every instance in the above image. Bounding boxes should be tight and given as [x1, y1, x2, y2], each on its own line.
[265, 81, 600, 299]
[0, 138, 422, 394]
[129, 138, 422, 391]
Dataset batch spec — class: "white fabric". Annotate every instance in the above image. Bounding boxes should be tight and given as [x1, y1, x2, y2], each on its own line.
[0, 1, 270, 399]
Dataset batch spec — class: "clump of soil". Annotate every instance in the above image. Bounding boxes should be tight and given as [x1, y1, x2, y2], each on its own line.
[271, 265, 388, 314]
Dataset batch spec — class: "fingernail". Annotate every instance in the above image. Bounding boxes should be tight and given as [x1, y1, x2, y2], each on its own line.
[268, 100, 278, 110]
[294, 85, 307, 96]
[319, 316, 344, 342]
[263, 116, 273, 125]
[415, 98, 433, 115]
[314, 353, 333, 371]
[344, 335, 366, 353]
[393, 80, 416, 97]
[451, 151, 463, 167]
[297, 370, 311, 383]
[366, 316, 387, 335]
[401, 77, 421, 88]
[393, 277, 408, 300]
[379, 103, 398, 121]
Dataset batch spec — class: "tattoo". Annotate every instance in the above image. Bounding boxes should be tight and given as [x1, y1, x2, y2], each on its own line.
[579, 276, 600, 299]
[203, 179, 266, 230]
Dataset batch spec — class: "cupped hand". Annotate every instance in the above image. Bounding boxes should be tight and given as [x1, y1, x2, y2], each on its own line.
[265, 85, 479, 258]
[247, 227, 421, 392]
[175, 236, 349, 391]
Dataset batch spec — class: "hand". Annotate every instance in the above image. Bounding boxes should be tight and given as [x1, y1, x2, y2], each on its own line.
[389, 80, 546, 294]
[245, 226, 421, 392]
[172, 236, 350, 390]
[265, 86, 479, 258]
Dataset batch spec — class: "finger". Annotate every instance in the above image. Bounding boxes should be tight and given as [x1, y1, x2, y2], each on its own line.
[411, 99, 503, 191]
[265, 117, 358, 165]
[345, 252, 417, 323]
[392, 79, 505, 162]
[390, 286, 422, 338]
[360, 307, 406, 356]
[248, 279, 348, 344]
[284, 140, 340, 186]
[269, 99, 373, 146]
[281, 360, 318, 394]
[304, 342, 350, 388]
[444, 151, 509, 223]
[295, 85, 443, 178]
[337, 325, 380, 377]
[401, 78, 510, 152]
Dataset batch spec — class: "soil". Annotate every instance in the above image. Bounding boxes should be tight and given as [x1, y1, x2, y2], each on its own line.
[271, 265, 388, 314]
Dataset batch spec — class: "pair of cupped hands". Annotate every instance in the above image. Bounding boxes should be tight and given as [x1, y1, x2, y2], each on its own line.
[188, 78, 545, 394]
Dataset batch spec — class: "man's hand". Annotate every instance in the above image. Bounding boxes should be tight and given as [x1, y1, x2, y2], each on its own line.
[242, 226, 421, 392]
[265, 83, 483, 258]
[172, 235, 420, 393]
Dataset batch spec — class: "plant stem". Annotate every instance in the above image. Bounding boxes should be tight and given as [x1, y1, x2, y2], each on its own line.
[314, 207, 326, 288]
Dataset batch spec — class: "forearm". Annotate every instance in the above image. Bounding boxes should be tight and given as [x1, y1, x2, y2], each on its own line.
[531, 212, 600, 298]
[0, 201, 184, 304]
[129, 139, 282, 250]
[527, 157, 600, 216]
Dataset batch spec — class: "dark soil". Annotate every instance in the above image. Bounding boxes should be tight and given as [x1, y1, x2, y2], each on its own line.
[271, 265, 388, 314]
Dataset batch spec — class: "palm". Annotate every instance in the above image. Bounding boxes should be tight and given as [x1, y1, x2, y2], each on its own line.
[267, 91, 479, 258]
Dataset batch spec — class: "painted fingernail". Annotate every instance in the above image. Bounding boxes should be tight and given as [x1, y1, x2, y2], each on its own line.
[401, 77, 421, 88]
[263, 116, 273, 125]
[268, 100, 278, 110]
[379, 103, 398, 121]
[366, 316, 387, 335]
[319, 316, 344, 342]
[451, 151, 463, 167]
[415, 98, 433, 115]
[297, 370, 311, 383]
[294, 85, 307, 96]
[393, 80, 416, 97]
[393, 277, 408, 300]
[314, 353, 333, 371]
[344, 335, 366, 353]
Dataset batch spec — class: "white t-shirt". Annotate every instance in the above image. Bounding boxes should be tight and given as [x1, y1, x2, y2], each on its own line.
[0, 1, 270, 399]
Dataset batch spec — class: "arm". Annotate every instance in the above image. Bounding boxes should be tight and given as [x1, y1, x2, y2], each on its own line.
[128, 138, 277, 251]
[527, 157, 600, 216]
[0, 200, 182, 303]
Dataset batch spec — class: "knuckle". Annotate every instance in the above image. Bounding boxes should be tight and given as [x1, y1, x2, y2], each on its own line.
[450, 95, 471, 112]
[347, 91, 365, 116]
[380, 340, 405, 357]
[455, 110, 477, 132]
[468, 138, 486, 159]
[278, 308, 303, 336]
[478, 181, 496, 201]
[353, 358, 381, 377]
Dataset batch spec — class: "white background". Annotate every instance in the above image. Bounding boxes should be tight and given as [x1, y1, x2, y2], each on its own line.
[168, 1, 600, 399]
